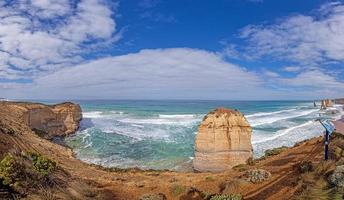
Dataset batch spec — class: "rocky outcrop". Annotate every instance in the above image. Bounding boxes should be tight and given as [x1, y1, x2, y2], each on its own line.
[0, 101, 82, 138]
[321, 99, 333, 110]
[193, 108, 253, 172]
[335, 98, 344, 105]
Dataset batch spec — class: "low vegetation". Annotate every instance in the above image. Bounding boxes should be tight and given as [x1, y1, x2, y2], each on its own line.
[31, 128, 48, 138]
[27, 151, 56, 176]
[263, 146, 288, 158]
[295, 133, 344, 199]
[179, 187, 242, 200]
[209, 194, 242, 200]
[0, 151, 58, 196]
[244, 169, 271, 183]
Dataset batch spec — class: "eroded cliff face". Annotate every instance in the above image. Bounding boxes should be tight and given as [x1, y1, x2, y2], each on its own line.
[0, 101, 82, 138]
[193, 107, 253, 172]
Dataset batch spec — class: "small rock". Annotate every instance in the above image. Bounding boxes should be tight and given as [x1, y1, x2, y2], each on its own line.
[170, 177, 178, 183]
[244, 169, 271, 183]
[139, 193, 167, 200]
[135, 181, 145, 188]
[329, 165, 344, 188]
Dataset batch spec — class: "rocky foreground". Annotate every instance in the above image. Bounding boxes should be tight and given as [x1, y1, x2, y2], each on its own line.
[0, 101, 344, 200]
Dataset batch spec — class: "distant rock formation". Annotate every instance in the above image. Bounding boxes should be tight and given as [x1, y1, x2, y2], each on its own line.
[320, 99, 333, 110]
[335, 98, 344, 105]
[0, 101, 82, 138]
[193, 108, 253, 172]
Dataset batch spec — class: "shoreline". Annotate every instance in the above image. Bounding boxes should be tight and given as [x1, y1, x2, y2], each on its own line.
[1, 100, 344, 199]
[66, 103, 342, 171]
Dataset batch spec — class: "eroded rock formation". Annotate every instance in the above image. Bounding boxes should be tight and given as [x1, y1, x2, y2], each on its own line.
[0, 101, 82, 138]
[321, 99, 333, 110]
[193, 108, 253, 172]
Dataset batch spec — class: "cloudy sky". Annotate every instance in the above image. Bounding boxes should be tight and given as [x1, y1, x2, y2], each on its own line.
[1, 0, 344, 100]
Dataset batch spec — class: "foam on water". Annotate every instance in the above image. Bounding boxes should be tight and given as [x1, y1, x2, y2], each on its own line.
[247, 108, 318, 127]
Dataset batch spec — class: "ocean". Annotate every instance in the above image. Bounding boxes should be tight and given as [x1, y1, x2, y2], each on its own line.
[49, 100, 343, 171]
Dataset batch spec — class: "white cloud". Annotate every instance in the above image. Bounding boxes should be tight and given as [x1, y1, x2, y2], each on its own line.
[2, 48, 344, 100]
[0, 0, 118, 80]
[283, 66, 301, 72]
[237, 2, 344, 66]
[263, 70, 280, 78]
[1, 48, 271, 99]
[279, 70, 344, 89]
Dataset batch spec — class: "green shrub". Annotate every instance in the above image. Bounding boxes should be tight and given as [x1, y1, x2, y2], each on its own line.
[27, 152, 56, 176]
[264, 146, 288, 157]
[170, 184, 185, 197]
[0, 154, 19, 186]
[232, 164, 248, 172]
[210, 194, 242, 200]
[297, 161, 314, 173]
[246, 157, 255, 166]
[31, 128, 48, 138]
[205, 176, 215, 181]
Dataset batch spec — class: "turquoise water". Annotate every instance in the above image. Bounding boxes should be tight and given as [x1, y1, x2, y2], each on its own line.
[58, 100, 343, 170]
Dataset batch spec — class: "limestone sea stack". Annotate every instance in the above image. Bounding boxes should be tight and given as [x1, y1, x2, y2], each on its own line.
[193, 107, 253, 172]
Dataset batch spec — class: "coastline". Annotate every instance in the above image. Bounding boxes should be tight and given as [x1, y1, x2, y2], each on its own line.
[1, 100, 344, 199]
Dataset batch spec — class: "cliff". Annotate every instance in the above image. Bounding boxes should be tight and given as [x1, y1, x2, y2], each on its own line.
[0, 101, 82, 138]
[193, 108, 253, 172]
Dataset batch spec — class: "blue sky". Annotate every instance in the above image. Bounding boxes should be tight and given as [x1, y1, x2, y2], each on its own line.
[1, 0, 344, 100]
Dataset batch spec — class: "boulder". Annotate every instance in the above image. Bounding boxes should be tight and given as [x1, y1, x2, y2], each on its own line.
[329, 165, 344, 188]
[193, 108, 253, 172]
[244, 169, 271, 183]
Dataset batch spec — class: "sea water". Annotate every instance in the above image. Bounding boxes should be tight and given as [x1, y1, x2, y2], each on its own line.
[55, 100, 343, 170]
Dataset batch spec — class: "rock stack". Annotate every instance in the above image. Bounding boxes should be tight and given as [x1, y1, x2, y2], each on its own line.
[321, 99, 333, 110]
[193, 108, 253, 172]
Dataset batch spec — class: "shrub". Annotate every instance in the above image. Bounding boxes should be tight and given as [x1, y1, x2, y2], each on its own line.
[297, 161, 314, 173]
[205, 176, 215, 181]
[31, 128, 48, 138]
[139, 193, 167, 200]
[246, 157, 255, 166]
[245, 169, 271, 183]
[0, 154, 25, 188]
[27, 152, 56, 176]
[209, 194, 242, 200]
[232, 164, 248, 172]
[329, 165, 344, 188]
[264, 146, 288, 157]
[170, 184, 185, 197]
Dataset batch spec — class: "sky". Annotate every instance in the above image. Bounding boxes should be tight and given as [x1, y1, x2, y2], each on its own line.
[1, 0, 344, 100]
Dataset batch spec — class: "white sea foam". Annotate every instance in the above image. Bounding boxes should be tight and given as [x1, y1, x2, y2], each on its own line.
[83, 111, 103, 118]
[117, 117, 200, 126]
[247, 109, 317, 127]
[252, 120, 315, 144]
[246, 108, 297, 118]
[159, 114, 196, 119]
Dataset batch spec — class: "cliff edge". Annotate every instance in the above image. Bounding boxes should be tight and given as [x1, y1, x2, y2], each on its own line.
[0, 101, 82, 138]
[193, 107, 253, 172]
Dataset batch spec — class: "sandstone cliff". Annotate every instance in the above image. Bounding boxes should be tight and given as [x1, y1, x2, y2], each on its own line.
[193, 108, 253, 172]
[0, 101, 82, 138]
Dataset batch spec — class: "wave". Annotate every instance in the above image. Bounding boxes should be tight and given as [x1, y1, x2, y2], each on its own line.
[252, 120, 315, 144]
[246, 108, 297, 118]
[158, 114, 197, 119]
[83, 111, 103, 118]
[118, 117, 201, 126]
[247, 109, 317, 127]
